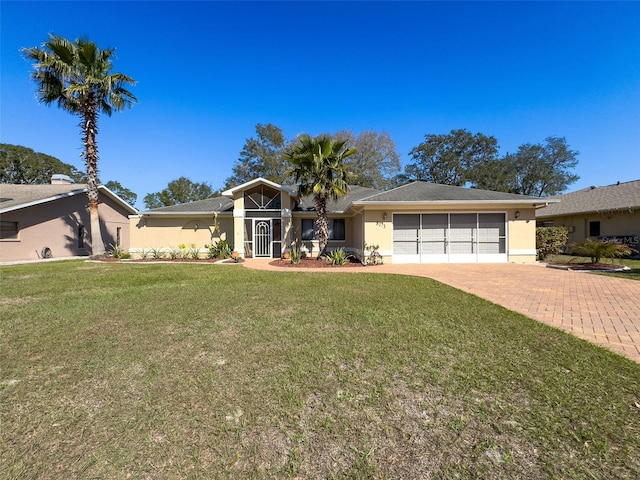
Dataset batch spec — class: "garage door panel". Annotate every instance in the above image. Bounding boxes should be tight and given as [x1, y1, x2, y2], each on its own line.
[393, 214, 420, 256]
[421, 241, 446, 254]
[478, 213, 506, 255]
[393, 212, 507, 263]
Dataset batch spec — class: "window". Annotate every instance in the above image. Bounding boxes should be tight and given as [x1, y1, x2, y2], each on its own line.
[589, 221, 601, 237]
[78, 225, 86, 248]
[0, 221, 18, 240]
[301, 219, 346, 241]
[244, 185, 281, 210]
[116, 227, 122, 246]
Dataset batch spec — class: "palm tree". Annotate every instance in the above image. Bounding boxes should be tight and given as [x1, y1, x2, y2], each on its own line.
[22, 34, 137, 256]
[286, 134, 355, 258]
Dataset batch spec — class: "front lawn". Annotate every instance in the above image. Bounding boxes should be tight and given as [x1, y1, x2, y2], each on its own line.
[1, 261, 639, 479]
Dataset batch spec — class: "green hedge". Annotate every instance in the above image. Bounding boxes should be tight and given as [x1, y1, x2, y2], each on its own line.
[536, 227, 568, 260]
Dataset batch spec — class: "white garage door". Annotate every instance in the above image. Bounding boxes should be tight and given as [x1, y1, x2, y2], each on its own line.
[393, 213, 507, 263]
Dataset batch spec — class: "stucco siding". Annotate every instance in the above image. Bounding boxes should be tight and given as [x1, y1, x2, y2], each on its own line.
[1, 195, 131, 261]
[363, 210, 393, 262]
[507, 208, 537, 262]
[129, 215, 233, 255]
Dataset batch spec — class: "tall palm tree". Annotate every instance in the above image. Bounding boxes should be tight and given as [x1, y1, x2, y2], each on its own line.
[22, 34, 137, 256]
[286, 134, 355, 258]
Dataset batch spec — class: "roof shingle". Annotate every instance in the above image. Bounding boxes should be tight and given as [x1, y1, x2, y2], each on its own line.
[536, 180, 640, 218]
[294, 185, 381, 213]
[356, 181, 541, 203]
[0, 183, 137, 214]
[144, 196, 234, 213]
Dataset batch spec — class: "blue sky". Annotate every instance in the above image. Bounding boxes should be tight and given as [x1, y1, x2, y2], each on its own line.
[2, 1, 639, 209]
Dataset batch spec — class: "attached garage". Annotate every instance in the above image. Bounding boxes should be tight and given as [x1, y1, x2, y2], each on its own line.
[393, 212, 507, 263]
[354, 182, 548, 264]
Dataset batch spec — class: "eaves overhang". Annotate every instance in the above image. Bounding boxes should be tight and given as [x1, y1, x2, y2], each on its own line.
[221, 177, 297, 197]
[135, 211, 233, 218]
[351, 199, 558, 208]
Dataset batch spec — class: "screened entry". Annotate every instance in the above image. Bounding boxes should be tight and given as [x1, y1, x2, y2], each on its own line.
[393, 213, 507, 263]
[243, 218, 282, 258]
[241, 184, 283, 258]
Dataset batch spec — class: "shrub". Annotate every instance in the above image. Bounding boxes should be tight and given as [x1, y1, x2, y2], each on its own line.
[290, 243, 302, 264]
[187, 246, 200, 259]
[326, 248, 351, 266]
[365, 243, 383, 265]
[208, 239, 232, 259]
[569, 239, 634, 264]
[107, 244, 130, 259]
[536, 227, 568, 260]
[150, 247, 165, 259]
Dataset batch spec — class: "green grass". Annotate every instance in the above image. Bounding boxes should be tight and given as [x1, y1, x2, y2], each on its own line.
[547, 254, 640, 280]
[1, 261, 639, 479]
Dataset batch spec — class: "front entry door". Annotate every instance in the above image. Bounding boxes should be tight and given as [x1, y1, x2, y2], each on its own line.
[254, 220, 271, 257]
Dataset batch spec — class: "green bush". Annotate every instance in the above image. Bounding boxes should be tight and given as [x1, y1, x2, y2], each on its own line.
[107, 244, 131, 259]
[290, 244, 302, 264]
[536, 227, 568, 260]
[326, 248, 351, 266]
[208, 239, 232, 259]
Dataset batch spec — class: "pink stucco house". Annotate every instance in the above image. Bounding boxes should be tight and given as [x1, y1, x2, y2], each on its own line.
[0, 176, 137, 262]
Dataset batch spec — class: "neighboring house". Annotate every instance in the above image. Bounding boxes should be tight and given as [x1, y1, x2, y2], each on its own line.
[536, 180, 640, 251]
[0, 176, 137, 262]
[130, 178, 550, 264]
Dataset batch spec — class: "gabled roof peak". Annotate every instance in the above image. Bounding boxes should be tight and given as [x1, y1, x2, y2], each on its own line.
[221, 177, 297, 197]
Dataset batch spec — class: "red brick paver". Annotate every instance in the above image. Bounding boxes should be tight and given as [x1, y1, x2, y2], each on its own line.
[244, 259, 640, 363]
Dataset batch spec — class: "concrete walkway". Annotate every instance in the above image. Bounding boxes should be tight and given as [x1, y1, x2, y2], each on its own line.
[243, 259, 640, 363]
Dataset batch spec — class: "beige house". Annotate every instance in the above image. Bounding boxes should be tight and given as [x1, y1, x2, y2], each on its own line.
[536, 180, 640, 252]
[0, 178, 137, 262]
[131, 178, 548, 264]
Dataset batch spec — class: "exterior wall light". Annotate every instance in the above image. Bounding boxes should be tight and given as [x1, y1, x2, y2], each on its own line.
[383, 212, 388, 221]
[515, 211, 520, 219]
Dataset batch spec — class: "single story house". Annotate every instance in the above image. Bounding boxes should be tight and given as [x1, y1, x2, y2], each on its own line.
[0, 176, 137, 262]
[536, 180, 640, 250]
[130, 178, 550, 264]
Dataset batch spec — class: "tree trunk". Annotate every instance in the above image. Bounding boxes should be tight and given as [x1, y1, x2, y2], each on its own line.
[315, 195, 329, 259]
[82, 100, 105, 256]
[88, 198, 103, 255]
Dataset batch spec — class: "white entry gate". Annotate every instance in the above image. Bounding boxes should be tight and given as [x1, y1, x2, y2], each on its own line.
[254, 220, 271, 257]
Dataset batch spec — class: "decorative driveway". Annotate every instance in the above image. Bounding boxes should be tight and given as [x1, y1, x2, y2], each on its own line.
[244, 260, 640, 363]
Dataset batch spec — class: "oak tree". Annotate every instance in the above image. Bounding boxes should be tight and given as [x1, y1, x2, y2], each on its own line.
[144, 177, 215, 209]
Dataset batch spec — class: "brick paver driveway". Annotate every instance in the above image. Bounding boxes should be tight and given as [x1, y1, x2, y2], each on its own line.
[245, 260, 640, 363]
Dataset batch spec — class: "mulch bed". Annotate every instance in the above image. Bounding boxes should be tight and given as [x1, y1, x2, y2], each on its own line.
[270, 258, 366, 268]
[94, 257, 242, 264]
